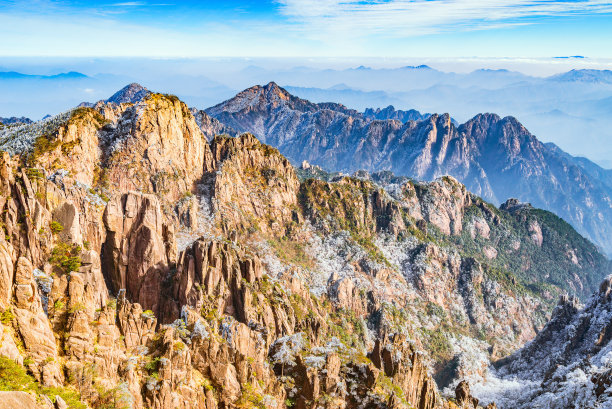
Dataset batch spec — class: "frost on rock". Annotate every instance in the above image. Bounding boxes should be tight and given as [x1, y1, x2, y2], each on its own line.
[306, 231, 360, 296]
[0, 110, 73, 154]
[33, 268, 53, 315]
[471, 275, 612, 408]
[270, 332, 306, 368]
[175, 178, 223, 251]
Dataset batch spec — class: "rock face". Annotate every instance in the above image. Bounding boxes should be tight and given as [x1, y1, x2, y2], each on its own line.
[102, 192, 171, 315]
[472, 276, 612, 408]
[190, 107, 237, 141]
[206, 82, 612, 256]
[0, 85, 609, 409]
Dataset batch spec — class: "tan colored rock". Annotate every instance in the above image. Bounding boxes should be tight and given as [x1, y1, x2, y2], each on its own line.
[482, 246, 498, 260]
[0, 241, 14, 309]
[52, 202, 83, 245]
[0, 324, 23, 365]
[210, 133, 300, 236]
[529, 220, 543, 247]
[102, 95, 215, 203]
[0, 391, 39, 409]
[103, 192, 170, 314]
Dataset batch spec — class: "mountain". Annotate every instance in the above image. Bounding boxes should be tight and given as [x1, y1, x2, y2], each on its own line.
[0, 116, 33, 125]
[549, 69, 612, 84]
[205, 82, 612, 257]
[0, 86, 609, 408]
[105, 82, 151, 104]
[472, 275, 612, 408]
[364, 105, 429, 122]
[0, 71, 88, 80]
[545, 142, 612, 190]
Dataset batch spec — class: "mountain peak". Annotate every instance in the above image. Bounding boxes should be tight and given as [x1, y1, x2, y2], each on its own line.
[106, 83, 150, 104]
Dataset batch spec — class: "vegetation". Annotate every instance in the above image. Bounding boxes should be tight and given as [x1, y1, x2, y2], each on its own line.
[49, 242, 82, 274]
[49, 221, 64, 234]
[442, 200, 610, 299]
[0, 308, 15, 325]
[267, 237, 315, 269]
[0, 356, 87, 409]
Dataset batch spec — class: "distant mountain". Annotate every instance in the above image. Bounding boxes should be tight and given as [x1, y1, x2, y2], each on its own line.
[206, 82, 612, 255]
[284, 85, 400, 112]
[189, 107, 237, 141]
[0, 116, 33, 125]
[545, 142, 612, 190]
[106, 82, 151, 104]
[549, 69, 612, 84]
[363, 105, 428, 122]
[0, 71, 88, 80]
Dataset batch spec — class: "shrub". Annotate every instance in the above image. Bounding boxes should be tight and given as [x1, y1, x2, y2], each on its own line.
[0, 356, 87, 409]
[49, 221, 64, 234]
[0, 308, 15, 325]
[49, 242, 82, 274]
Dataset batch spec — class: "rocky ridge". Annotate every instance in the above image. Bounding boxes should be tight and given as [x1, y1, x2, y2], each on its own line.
[470, 276, 612, 408]
[205, 82, 612, 257]
[0, 86, 609, 408]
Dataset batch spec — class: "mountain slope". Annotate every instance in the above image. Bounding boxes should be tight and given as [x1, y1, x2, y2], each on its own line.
[472, 276, 612, 408]
[2, 86, 611, 408]
[0, 90, 489, 409]
[205, 82, 612, 256]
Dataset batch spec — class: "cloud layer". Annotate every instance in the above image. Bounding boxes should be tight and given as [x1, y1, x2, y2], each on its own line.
[276, 0, 612, 36]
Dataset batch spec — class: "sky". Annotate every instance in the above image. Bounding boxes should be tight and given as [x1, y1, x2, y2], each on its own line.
[1, 0, 612, 58]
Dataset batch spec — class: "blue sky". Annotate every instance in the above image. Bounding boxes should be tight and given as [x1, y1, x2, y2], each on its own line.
[1, 0, 612, 57]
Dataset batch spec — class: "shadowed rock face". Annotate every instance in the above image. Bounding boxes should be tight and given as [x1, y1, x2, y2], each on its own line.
[206, 82, 612, 256]
[0, 86, 609, 409]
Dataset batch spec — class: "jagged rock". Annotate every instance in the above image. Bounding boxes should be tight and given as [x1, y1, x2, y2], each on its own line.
[0, 84, 609, 409]
[369, 334, 438, 409]
[455, 381, 479, 408]
[209, 133, 300, 236]
[54, 395, 68, 409]
[106, 83, 151, 104]
[51, 202, 83, 245]
[102, 192, 170, 314]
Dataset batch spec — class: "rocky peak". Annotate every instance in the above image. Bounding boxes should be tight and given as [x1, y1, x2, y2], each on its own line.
[480, 274, 612, 408]
[0, 116, 33, 125]
[106, 82, 151, 104]
[206, 81, 318, 118]
[499, 198, 532, 212]
[364, 105, 428, 123]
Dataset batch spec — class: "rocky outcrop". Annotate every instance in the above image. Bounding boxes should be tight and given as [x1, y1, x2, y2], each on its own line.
[190, 108, 236, 141]
[472, 275, 612, 408]
[364, 105, 428, 123]
[209, 133, 301, 236]
[106, 83, 151, 104]
[100, 93, 216, 203]
[102, 192, 172, 315]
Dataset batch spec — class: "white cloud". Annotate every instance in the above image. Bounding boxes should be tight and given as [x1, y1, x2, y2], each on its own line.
[274, 0, 612, 37]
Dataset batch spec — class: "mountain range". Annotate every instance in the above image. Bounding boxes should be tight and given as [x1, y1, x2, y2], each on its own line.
[0, 82, 611, 408]
[204, 82, 612, 257]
